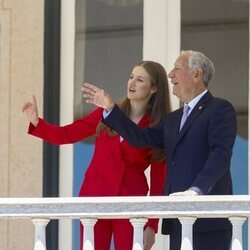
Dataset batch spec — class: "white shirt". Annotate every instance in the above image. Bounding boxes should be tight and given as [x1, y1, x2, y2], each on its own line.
[185, 89, 208, 115]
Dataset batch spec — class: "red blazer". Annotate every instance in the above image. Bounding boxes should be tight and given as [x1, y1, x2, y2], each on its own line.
[28, 108, 166, 232]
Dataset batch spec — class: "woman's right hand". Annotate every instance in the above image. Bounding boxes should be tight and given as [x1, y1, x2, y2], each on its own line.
[22, 95, 39, 127]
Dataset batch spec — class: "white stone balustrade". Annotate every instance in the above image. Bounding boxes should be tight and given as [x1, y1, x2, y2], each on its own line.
[32, 218, 50, 250]
[179, 217, 197, 250]
[130, 218, 148, 250]
[80, 218, 97, 250]
[0, 195, 249, 249]
[229, 217, 247, 250]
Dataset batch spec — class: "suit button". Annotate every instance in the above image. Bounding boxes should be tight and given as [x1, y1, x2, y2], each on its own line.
[172, 161, 175, 165]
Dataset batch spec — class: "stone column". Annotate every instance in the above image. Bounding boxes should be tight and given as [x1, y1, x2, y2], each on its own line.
[143, 0, 181, 111]
[58, 2, 76, 250]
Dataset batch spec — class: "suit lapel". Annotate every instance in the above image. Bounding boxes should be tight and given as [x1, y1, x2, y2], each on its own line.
[173, 91, 213, 150]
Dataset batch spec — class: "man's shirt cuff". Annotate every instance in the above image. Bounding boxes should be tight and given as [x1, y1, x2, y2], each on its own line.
[189, 186, 203, 195]
[103, 109, 112, 119]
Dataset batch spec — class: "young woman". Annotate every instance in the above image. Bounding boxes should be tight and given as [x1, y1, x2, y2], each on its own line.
[22, 61, 171, 250]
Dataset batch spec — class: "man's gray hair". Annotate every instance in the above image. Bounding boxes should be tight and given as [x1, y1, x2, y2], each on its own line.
[181, 50, 215, 86]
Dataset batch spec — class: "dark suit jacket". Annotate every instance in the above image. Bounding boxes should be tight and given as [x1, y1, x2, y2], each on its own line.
[103, 91, 237, 233]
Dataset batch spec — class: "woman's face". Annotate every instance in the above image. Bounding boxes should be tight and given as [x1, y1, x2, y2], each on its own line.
[127, 66, 156, 102]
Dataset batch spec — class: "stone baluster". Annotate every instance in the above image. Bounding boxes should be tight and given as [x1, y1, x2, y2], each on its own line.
[80, 218, 97, 250]
[179, 217, 197, 250]
[130, 218, 148, 250]
[32, 218, 50, 250]
[229, 217, 247, 250]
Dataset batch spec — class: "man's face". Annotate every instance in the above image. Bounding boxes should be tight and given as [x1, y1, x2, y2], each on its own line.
[168, 54, 194, 103]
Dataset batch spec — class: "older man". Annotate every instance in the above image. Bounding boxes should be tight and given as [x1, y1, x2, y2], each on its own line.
[82, 50, 237, 250]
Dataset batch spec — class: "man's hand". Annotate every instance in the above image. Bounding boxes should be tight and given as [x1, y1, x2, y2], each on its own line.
[143, 227, 155, 250]
[82, 83, 115, 111]
[169, 190, 198, 196]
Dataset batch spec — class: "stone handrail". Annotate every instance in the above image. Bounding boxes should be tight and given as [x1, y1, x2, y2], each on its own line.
[0, 195, 249, 250]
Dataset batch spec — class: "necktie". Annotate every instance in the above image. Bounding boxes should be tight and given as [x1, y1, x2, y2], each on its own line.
[179, 105, 190, 131]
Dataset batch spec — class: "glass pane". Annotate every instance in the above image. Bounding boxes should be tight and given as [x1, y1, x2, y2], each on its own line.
[181, 0, 248, 139]
[75, 0, 143, 119]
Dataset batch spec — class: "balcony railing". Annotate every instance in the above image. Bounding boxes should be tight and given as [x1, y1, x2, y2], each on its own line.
[0, 195, 249, 250]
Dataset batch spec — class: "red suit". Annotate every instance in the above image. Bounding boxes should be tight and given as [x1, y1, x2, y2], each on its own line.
[28, 108, 166, 250]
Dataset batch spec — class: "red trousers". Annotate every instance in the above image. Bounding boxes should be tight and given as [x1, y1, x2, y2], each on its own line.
[80, 219, 133, 250]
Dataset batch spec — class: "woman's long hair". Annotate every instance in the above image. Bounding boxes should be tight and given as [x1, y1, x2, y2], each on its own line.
[96, 61, 171, 162]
